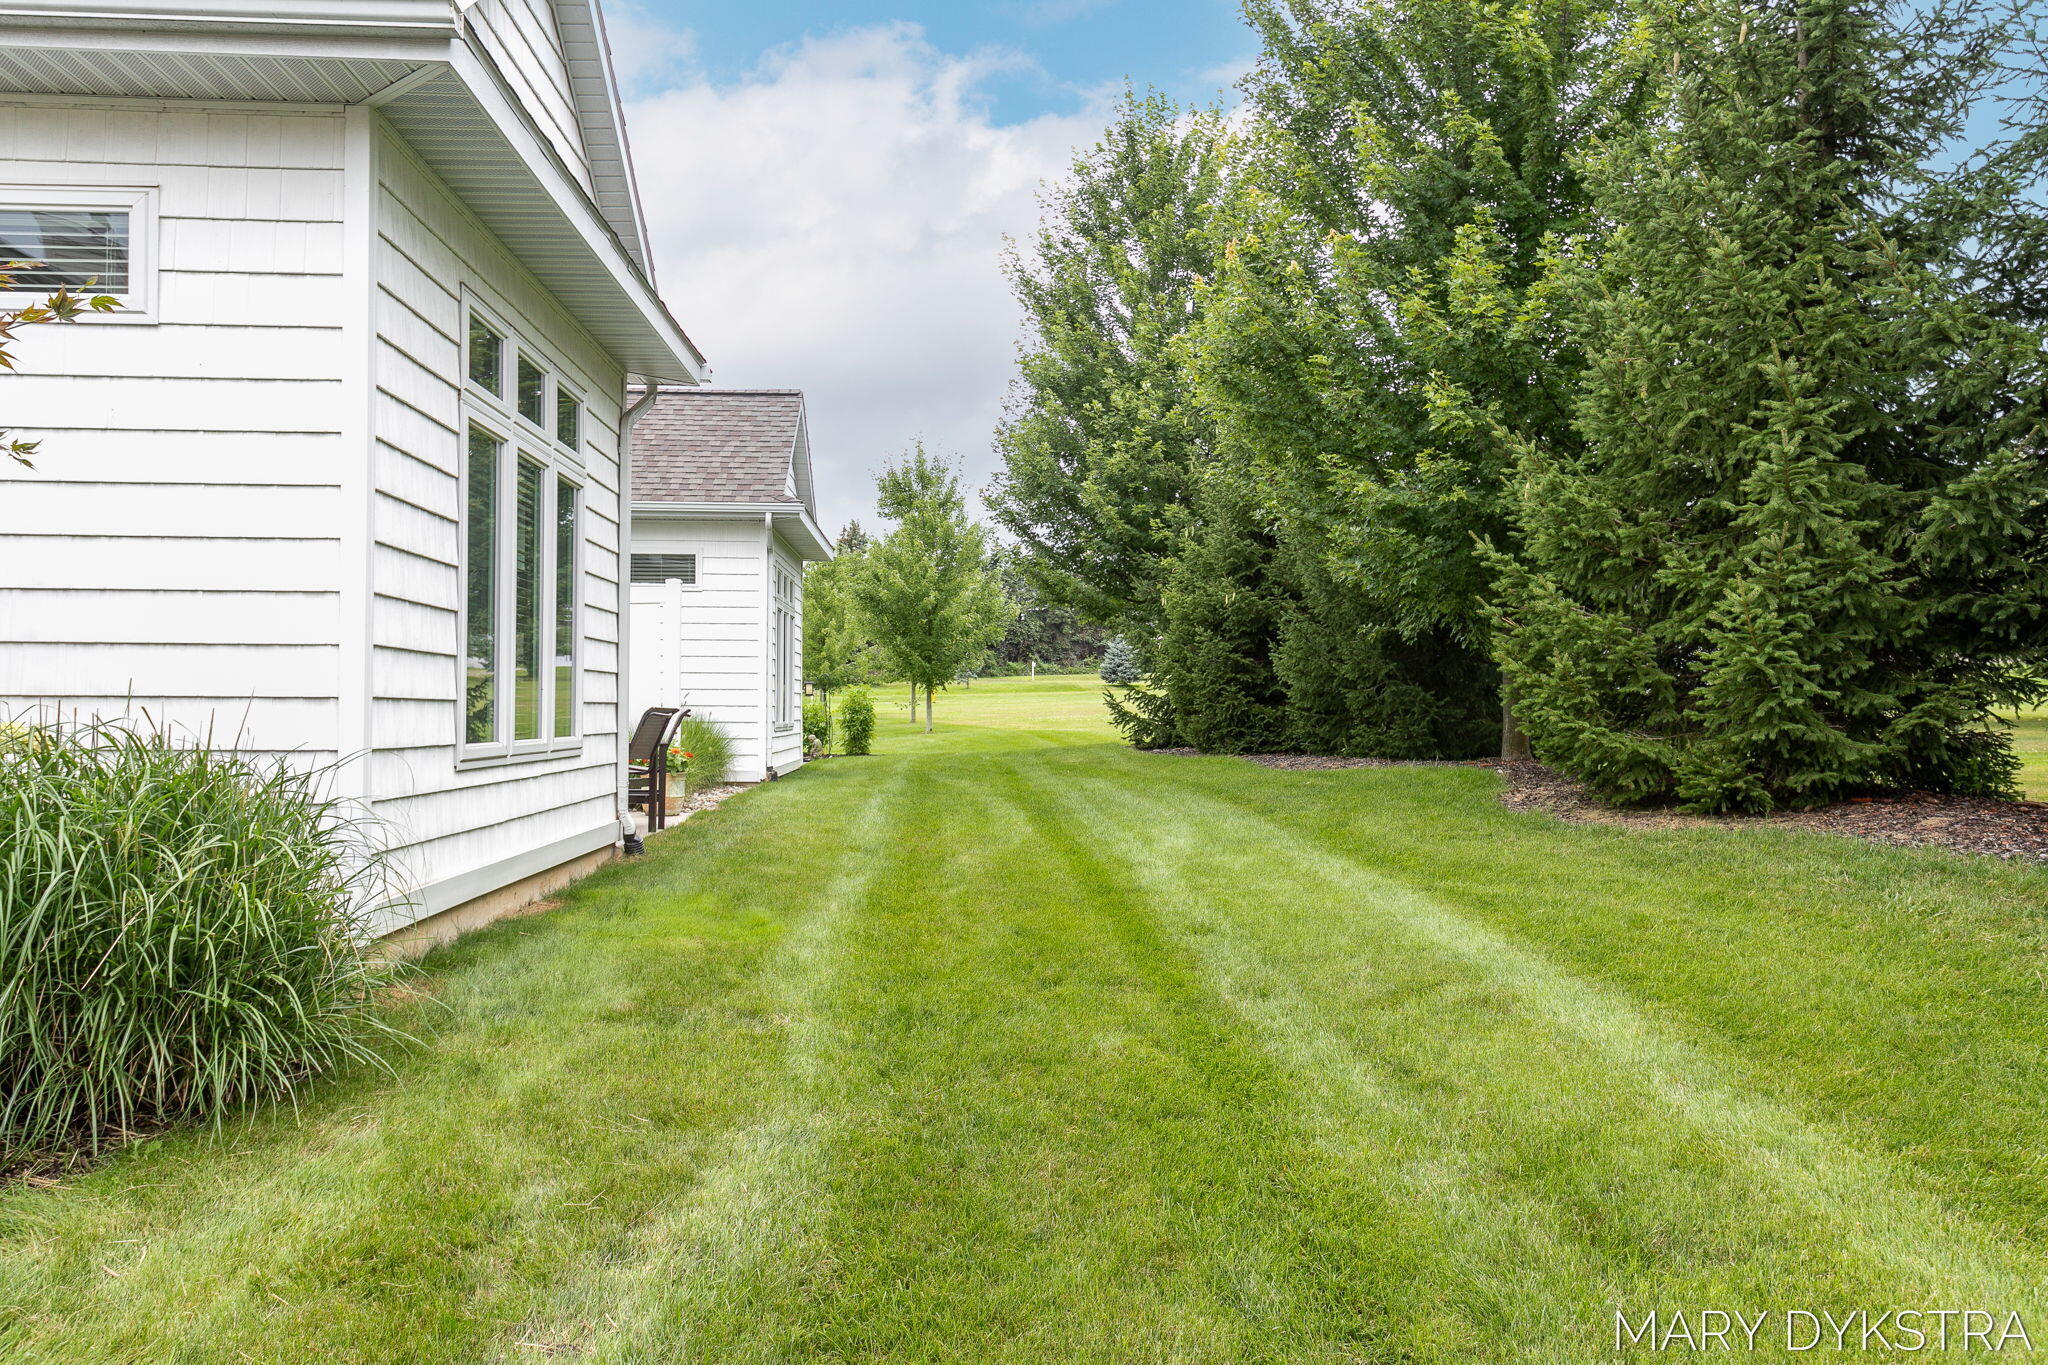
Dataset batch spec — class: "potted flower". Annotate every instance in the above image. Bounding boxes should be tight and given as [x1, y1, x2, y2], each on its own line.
[664, 744, 693, 815]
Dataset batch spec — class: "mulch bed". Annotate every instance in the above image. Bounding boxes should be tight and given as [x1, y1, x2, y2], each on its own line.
[1150, 749, 2048, 864]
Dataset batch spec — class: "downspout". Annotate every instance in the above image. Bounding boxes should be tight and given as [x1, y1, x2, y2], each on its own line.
[618, 380, 659, 855]
[762, 510, 776, 779]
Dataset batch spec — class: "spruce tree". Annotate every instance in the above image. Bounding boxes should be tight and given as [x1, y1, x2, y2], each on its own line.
[1099, 637, 1142, 686]
[1107, 472, 1292, 753]
[1493, 0, 2048, 811]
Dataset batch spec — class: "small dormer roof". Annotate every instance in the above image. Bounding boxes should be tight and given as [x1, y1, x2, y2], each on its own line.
[631, 388, 814, 516]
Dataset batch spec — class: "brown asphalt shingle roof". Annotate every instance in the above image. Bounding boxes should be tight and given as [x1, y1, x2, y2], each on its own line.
[631, 387, 808, 509]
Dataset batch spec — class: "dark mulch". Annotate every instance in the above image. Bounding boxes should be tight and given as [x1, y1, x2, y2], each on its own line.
[1148, 749, 2048, 864]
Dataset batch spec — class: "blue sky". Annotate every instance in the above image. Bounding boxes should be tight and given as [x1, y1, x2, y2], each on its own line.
[612, 3, 1256, 533]
[628, 1, 1252, 123]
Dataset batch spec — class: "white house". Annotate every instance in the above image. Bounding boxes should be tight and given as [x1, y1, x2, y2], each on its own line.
[0, 0, 706, 942]
[627, 387, 831, 783]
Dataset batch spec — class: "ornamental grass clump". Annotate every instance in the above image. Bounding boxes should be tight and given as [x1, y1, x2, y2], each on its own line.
[667, 714, 734, 789]
[0, 720, 403, 1161]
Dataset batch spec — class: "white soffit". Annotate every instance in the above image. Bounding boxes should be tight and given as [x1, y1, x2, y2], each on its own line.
[0, 43, 416, 97]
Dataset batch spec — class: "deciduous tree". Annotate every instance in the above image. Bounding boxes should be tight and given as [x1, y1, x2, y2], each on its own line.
[990, 89, 1228, 633]
[852, 445, 1014, 732]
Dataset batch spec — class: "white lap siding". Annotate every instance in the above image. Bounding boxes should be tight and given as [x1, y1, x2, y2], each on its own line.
[629, 515, 770, 781]
[0, 98, 349, 758]
[368, 117, 625, 921]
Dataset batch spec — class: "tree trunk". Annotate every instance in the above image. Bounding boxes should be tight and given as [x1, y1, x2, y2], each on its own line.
[1501, 693, 1533, 761]
[924, 687, 934, 733]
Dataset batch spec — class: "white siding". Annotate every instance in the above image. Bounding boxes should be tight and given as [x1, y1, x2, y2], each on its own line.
[0, 99, 349, 757]
[627, 516, 814, 783]
[460, 0, 592, 195]
[629, 514, 772, 781]
[367, 118, 626, 909]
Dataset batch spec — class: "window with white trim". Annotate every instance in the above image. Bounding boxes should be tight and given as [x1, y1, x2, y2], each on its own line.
[460, 298, 585, 761]
[0, 185, 156, 317]
[772, 564, 797, 728]
[631, 553, 696, 584]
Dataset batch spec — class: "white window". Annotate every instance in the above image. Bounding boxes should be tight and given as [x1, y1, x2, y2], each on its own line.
[459, 297, 586, 763]
[0, 185, 156, 318]
[631, 553, 696, 584]
[772, 565, 797, 728]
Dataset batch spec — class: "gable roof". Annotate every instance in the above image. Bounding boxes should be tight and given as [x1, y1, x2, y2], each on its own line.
[632, 388, 815, 513]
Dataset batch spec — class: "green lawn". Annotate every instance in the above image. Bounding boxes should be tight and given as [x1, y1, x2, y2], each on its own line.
[2012, 705, 2047, 800]
[9, 676, 2048, 1362]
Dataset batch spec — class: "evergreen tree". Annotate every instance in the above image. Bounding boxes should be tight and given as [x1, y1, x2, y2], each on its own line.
[851, 445, 1015, 733]
[1099, 636, 1141, 685]
[1492, 0, 2048, 811]
[1107, 472, 1291, 753]
[1187, 0, 1654, 756]
[991, 89, 1228, 632]
[1275, 549, 1499, 759]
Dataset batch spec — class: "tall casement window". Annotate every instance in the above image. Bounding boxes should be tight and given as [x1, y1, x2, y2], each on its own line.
[460, 297, 587, 761]
[772, 565, 797, 727]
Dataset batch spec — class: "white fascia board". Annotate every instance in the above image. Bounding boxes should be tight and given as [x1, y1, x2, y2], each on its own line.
[444, 40, 704, 378]
[633, 502, 832, 561]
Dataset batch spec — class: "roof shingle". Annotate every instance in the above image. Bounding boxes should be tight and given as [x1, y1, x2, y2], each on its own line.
[630, 388, 808, 509]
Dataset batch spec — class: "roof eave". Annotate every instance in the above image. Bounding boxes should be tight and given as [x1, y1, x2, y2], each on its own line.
[632, 500, 832, 561]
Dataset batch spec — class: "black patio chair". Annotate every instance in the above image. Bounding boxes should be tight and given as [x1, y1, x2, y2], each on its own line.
[626, 706, 685, 832]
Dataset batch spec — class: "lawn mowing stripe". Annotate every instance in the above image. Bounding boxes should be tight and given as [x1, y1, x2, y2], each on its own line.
[1044, 754, 2048, 1347]
[0, 770, 908, 1365]
[1136, 753, 2048, 1244]
[523, 762, 915, 1363]
[669, 752, 1435, 1362]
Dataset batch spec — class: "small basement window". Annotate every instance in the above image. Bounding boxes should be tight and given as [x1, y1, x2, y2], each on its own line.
[631, 553, 697, 585]
[0, 208, 127, 292]
[0, 187, 156, 316]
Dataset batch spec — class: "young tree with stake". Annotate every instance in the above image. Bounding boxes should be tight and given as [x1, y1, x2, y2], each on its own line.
[852, 446, 1014, 733]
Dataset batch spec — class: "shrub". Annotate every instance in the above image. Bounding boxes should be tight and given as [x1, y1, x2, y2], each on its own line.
[0, 721, 401, 1161]
[841, 688, 876, 755]
[803, 699, 831, 753]
[667, 714, 733, 789]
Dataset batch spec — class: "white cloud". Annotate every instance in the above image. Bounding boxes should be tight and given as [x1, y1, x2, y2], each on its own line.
[623, 21, 1110, 535]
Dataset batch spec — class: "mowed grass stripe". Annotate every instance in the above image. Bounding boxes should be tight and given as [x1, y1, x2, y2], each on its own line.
[1042, 751, 2048, 1343]
[1137, 750, 2048, 1243]
[673, 750, 1442, 1363]
[0, 766, 904, 1364]
[9, 678, 2048, 1364]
